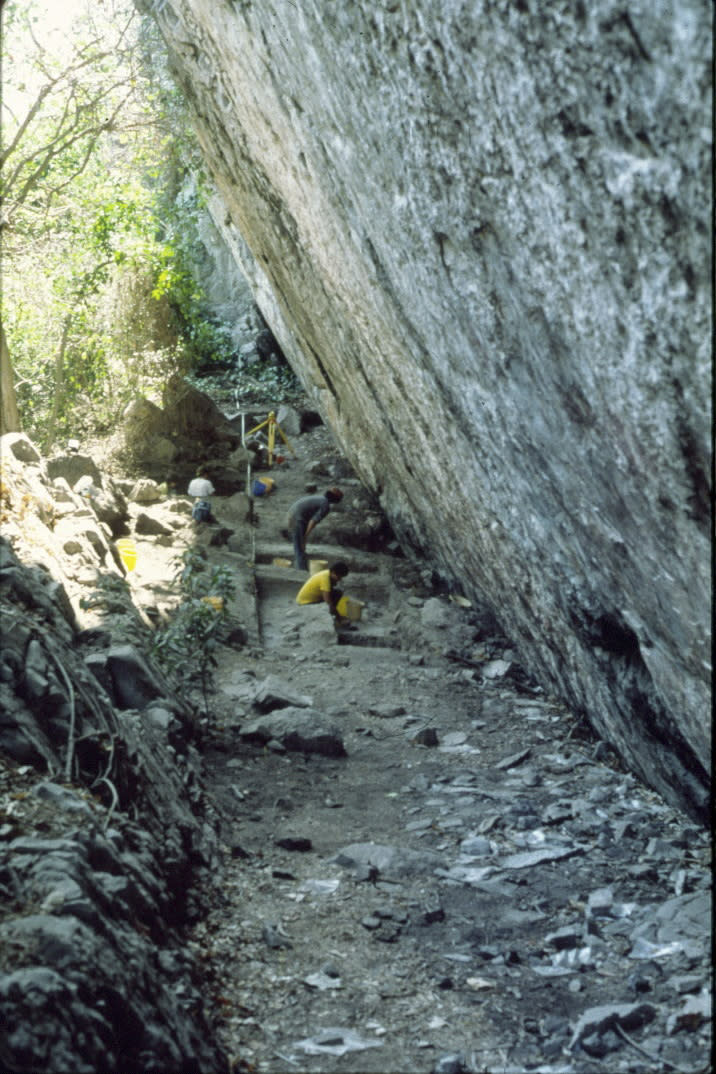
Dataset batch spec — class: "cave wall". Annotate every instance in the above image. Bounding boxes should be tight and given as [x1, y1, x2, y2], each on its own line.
[140, 0, 711, 820]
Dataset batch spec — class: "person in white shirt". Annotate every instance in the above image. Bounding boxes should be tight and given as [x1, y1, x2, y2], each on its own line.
[188, 466, 216, 522]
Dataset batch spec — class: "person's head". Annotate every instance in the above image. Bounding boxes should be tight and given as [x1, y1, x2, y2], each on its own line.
[196, 465, 210, 477]
[330, 561, 349, 580]
[325, 487, 343, 503]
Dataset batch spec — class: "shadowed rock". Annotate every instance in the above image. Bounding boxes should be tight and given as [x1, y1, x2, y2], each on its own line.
[240, 706, 346, 757]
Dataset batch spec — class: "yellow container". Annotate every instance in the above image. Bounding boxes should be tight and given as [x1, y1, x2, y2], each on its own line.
[272, 557, 292, 568]
[201, 596, 224, 612]
[309, 559, 328, 575]
[116, 539, 137, 572]
[336, 595, 364, 621]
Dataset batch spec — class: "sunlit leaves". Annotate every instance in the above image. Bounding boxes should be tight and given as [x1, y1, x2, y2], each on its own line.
[2, 0, 235, 446]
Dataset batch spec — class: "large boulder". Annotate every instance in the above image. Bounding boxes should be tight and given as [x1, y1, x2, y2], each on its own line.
[162, 374, 241, 451]
[115, 380, 249, 485]
[147, 1, 710, 821]
[2, 431, 42, 465]
[47, 453, 103, 490]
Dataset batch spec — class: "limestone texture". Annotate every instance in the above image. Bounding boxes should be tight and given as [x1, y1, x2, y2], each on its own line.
[142, 0, 711, 819]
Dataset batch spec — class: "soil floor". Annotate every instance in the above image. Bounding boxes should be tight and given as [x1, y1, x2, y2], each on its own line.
[123, 412, 711, 1074]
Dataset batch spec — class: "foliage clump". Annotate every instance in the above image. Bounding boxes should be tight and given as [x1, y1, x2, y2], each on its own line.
[150, 546, 237, 713]
[2, 0, 241, 449]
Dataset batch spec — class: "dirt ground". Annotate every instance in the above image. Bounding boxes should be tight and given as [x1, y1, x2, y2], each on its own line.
[122, 414, 711, 1074]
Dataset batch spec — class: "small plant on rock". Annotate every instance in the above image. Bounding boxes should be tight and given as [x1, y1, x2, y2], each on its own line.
[150, 545, 236, 714]
[79, 572, 133, 615]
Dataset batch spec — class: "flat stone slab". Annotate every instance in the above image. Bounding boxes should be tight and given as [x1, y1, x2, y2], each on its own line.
[569, 1001, 656, 1049]
[331, 841, 443, 878]
[252, 675, 313, 712]
[239, 707, 346, 757]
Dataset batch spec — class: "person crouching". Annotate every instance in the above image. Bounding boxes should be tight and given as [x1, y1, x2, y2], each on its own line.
[295, 561, 349, 630]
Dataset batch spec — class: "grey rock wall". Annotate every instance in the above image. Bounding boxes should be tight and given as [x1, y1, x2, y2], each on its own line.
[178, 175, 260, 352]
[0, 436, 228, 1072]
[142, 0, 711, 820]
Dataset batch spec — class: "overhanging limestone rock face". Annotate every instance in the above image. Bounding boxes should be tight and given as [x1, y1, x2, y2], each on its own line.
[144, 1, 711, 820]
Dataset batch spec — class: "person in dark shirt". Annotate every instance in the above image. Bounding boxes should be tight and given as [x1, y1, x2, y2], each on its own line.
[287, 487, 343, 570]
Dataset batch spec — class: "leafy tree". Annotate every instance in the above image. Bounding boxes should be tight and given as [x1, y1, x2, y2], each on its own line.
[1, 0, 238, 448]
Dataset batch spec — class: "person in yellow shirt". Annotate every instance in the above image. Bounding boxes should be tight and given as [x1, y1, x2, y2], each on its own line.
[296, 561, 349, 626]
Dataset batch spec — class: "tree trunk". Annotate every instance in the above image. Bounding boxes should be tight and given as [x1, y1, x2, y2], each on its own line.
[43, 314, 72, 453]
[0, 322, 21, 436]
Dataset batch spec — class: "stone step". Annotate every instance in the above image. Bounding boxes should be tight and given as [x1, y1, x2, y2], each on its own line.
[252, 540, 382, 572]
[336, 631, 400, 650]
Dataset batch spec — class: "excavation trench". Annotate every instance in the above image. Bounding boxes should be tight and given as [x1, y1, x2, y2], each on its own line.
[184, 426, 711, 1074]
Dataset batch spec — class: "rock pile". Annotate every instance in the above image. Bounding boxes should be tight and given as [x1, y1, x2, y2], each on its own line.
[0, 431, 228, 1072]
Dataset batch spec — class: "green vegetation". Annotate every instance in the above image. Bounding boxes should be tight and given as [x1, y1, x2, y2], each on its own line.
[78, 572, 133, 615]
[150, 546, 237, 713]
[1, 0, 241, 448]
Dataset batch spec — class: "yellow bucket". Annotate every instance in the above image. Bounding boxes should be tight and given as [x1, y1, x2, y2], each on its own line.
[309, 559, 328, 575]
[201, 596, 224, 612]
[336, 595, 364, 621]
[116, 539, 137, 572]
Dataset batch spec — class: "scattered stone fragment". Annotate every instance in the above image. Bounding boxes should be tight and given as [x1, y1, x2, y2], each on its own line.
[441, 731, 467, 747]
[261, 922, 292, 950]
[569, 1001, 656, 1049]
[587, 887, 614, 916]
[666, 989, 712, 1034]
[542, 801, 573, 825]
[413, 728, 439, 747]
[501, 845, 583, 869]
[30, 782, 92, 814]
[495, 747, 531, 770]
[481, 659, 512, 679]
[252, 675, 312, 713]
[362, 915, 381, 930]
[580, 1029, 622, 1058]
[371, 702, 407, 718]
[433, 1054, 468, 1074]
[406, 817, 433, 832]
[460, 835, 492, 856]
[420, 898, 445, 925]
[672, 974, 705, 995]
[303, 971, 342, 990]
[545, 925, 581, 950]
[477, 814, 501, 834]
[274, 835, 313, 852]
[294, 1027, 383, 1056]
[332, 842, 442, 878]
[655, 890, 711, 942]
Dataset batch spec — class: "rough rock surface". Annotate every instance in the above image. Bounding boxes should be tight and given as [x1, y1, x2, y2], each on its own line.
[141, 0, 711, 821]
[186, 415, 712, 1074]
[0, 434, 227, 1072]
[0, 403, 711, 1073]
[109, 375, 250, 488]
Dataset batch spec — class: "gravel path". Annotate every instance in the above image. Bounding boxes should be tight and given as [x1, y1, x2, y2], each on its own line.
[169, 420, 711, 1074]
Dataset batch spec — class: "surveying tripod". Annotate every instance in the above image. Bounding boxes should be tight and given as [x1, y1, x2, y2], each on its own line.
[245, 411, 296, 467]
